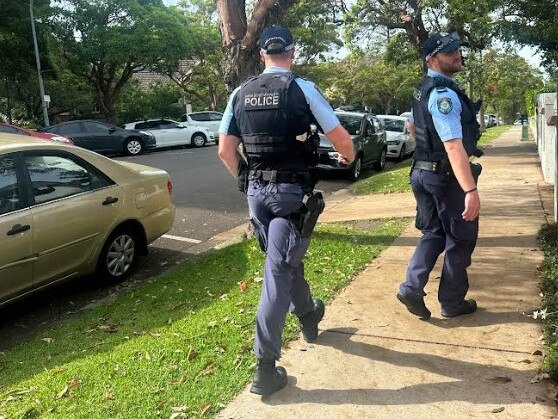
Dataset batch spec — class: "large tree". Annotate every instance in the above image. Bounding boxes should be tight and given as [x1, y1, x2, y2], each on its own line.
[50, 0, 197, 122]
[501, 0, 558, 70]
[0, 0, 52, 123]
[217, 0, 301, 92]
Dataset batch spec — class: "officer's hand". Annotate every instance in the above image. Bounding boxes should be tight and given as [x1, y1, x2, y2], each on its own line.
[338, 154, 353, 165]
[462, 190, 480, 221]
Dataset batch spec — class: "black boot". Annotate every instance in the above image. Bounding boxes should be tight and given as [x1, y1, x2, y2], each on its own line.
[298, 299, 325, 342]
[250, 359, 288, 396]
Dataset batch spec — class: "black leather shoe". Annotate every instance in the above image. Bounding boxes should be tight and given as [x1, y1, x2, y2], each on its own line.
[250, 361, 288, 396]
[441, 299, 477, 317]
[298, 299, 325, 342]
[397, 292, 431, 319]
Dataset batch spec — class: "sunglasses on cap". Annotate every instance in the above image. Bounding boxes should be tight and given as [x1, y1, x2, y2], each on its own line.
[425, 32, 462, 61]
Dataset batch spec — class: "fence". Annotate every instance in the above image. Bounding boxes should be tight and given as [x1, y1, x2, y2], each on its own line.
[535, 92, 558, 220]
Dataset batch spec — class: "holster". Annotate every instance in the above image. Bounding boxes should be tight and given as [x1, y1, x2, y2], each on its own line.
[297, 192, 325, 238]
[470, 162, 482, 182]
[237, 161, 248, 193]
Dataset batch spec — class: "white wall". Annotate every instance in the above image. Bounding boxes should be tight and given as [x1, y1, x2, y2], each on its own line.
[536, 93, 558, 184]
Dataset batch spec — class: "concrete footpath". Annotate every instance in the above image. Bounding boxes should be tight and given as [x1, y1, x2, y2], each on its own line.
[217, 126, 555, 419]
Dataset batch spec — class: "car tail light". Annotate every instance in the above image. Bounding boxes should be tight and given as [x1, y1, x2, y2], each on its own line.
[167, 180, 173, 196]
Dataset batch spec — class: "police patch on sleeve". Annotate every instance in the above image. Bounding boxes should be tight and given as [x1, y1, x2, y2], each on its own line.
[437, 97, 453, 115]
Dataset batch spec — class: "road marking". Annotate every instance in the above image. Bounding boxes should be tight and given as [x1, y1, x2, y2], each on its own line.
[162, 234, 202, 244]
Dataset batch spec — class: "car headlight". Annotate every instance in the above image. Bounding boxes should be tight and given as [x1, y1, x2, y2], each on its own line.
[327, 151, 339, 159]
[387, 140, 401, 145]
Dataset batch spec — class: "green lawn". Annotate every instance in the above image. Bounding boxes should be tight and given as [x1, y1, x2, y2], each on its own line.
[350, 125, 513, 195]
[0, 220, 408, 419]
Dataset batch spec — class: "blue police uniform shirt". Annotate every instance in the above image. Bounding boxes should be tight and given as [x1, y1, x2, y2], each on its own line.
[219, 66, 340, 135]
[426, 69, 462, 142]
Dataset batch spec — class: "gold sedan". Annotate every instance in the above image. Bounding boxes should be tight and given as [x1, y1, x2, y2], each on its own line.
[0, 133, 175, 306]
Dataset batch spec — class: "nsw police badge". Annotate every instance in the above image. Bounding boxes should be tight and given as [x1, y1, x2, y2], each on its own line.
[437, 97, 453, 115]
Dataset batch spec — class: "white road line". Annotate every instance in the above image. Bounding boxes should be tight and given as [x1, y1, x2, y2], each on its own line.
[162, 234, 202, 244]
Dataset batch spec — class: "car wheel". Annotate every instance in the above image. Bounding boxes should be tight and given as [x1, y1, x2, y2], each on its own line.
[398, 144, 406, 161]
[96, 229, 138, 283]
[373, 148, 386, 171]
[191, 132, 207, 148]
[347, 155, 363, 181]
[124, 138, 143, 155]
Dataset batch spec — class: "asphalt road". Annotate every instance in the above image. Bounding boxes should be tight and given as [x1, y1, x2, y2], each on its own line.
[116, 145, 356, 245]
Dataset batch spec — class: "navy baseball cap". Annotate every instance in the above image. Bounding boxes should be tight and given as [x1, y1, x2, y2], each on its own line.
[423, 32, 462, 61]
[258, 25, 294, 55]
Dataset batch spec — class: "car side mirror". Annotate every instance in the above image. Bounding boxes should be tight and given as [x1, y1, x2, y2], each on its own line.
[177, 124, 186, 128]
[108, 127, 115, 133]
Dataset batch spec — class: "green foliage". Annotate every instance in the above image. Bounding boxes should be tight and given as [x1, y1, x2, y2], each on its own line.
[0, 220, 407, 418]
[301, 53, 421, 114]
[49, 0, 199, 120]
[0, 0, 52, 123]
[284, 0, 343, 64]
[537, 223, 558, 379]
[501, 0, 558, 70]
[115, 82, 184, 125]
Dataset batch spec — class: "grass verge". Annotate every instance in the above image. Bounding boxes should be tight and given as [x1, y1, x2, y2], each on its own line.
[537, 222, 558, 380]
[349, 124, 513, 195]
[0, 219, 408, 419]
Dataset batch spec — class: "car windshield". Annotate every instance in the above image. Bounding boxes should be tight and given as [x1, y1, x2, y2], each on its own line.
[337, 115, 362, 135]
[380, 118, 405, 132]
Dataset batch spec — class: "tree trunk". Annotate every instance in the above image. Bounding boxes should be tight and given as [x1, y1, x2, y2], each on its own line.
[4, 78, 12, 124]
[217, 0, 299, 92]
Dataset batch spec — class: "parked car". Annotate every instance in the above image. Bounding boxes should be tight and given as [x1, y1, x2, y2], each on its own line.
[317, 111, 387, 181]
[123, 118, 214, 148]
[38, 120, 156, 156]
[0, 122, 73, 144]
[377, 115, 415, 160]
[483, 114, 497, 128]
[180, 111, 223, 138]
[399, 111, 412, 120]
[0, 134, 175, 306]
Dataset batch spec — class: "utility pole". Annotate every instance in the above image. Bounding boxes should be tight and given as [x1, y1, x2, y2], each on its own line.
[30, 0, 49, 127]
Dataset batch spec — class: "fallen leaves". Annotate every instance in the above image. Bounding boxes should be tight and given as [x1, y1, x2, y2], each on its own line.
[238, 282, 248, 292]
[55, 377, 81, 399]
[491, 407, 505, 413]
[531, 372, 550, 383]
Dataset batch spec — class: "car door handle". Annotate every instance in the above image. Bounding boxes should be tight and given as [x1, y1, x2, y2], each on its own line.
[7, 224, 30, 236]
[102, 197, 119, 205]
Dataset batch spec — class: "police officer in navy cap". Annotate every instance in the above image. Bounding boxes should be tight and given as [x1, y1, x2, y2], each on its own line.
[218, 25, 354, 395]
[397, 32, 483, 320]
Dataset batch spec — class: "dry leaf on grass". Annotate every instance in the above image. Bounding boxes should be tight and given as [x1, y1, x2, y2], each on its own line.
[239, 282, 248, 292]
[187, 347, 198, 361]
[200, 404, 211, 415]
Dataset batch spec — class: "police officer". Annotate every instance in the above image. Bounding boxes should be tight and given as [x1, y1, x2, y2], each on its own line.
[397, 32, 482, 320]
[218, 25, 354, 396]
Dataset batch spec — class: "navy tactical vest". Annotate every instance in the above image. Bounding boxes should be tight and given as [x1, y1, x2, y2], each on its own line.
[412, 75, 481, 162]
[232, 72, 316, 171]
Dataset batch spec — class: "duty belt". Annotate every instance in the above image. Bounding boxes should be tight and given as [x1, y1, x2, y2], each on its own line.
[248, 169, 311, 184]
[413, 160, 453, 175]
[413, 160, 440, 172]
